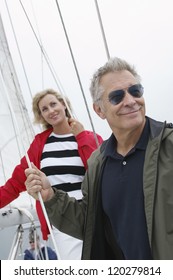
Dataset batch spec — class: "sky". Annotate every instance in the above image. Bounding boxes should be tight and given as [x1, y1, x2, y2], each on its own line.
[0, 0, 173, 199]
[1, 0, 173, 136]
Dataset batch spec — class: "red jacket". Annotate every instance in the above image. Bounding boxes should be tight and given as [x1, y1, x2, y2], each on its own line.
[0, 128, 103, 239]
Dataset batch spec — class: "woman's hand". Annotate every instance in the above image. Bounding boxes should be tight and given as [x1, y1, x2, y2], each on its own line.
[68, 118, 84, 136]
[25, 163, 54, 201]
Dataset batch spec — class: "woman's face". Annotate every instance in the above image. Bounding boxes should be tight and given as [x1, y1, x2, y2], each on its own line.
[38, 94, 67, 127]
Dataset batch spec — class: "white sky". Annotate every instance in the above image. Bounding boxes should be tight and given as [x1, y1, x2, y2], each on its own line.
[1, 0, 173, 140]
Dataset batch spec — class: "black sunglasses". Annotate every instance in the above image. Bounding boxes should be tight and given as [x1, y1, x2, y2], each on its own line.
[108, 84, 144, 105]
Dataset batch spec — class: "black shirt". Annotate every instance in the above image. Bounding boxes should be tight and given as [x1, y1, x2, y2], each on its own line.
[102, 118, 152, 259]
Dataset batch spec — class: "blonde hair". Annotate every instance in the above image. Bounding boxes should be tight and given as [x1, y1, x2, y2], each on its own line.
[32, 89, 72, 130]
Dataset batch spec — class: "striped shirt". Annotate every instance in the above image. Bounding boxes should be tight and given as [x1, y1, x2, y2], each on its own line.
[40, 132, 85, 200]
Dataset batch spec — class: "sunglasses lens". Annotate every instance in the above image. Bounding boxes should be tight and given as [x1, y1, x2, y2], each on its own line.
[108, 90, 124, 105]
[128, 84, 144, 97]
[108, 84, 143, 105]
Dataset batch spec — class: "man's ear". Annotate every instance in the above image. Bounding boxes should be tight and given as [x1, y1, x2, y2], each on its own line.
[93, 103, 106, 119]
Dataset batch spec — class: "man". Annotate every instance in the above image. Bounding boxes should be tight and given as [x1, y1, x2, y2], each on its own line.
[24, 231, 57, 260]
[25, 57, 173, 260]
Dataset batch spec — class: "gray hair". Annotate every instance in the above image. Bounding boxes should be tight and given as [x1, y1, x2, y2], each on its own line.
[90, 57, 141, 103]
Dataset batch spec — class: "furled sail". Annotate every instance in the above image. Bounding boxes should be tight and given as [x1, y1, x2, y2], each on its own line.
[0, 14, 34, 187]
[0, 14, 40, 259]
[0, 12, 37, 213]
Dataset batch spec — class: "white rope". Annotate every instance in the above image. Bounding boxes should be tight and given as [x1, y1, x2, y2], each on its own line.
[0, 70, 61, 259]
[44, 240, 49, 260]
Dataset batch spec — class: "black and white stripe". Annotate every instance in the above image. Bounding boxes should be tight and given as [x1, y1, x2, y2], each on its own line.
[41, 133, 85, 200]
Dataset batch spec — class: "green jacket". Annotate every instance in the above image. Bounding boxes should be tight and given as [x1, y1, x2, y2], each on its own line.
[45, 117, 173, 259]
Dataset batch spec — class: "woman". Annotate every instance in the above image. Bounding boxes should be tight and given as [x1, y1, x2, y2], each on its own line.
[0, 89, 103, 259]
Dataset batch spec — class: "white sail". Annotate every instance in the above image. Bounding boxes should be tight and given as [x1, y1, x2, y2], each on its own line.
[0, 14, 34, 186]
[0, 14, 39, 259]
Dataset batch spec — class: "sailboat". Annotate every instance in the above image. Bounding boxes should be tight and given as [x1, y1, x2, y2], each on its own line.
[1, 0, 173, 261]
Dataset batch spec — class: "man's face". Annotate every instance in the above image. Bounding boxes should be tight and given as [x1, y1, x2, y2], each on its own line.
[94, 70, 146, 134]
[30, 240, 36, 250]
[30, 239, 39, 250]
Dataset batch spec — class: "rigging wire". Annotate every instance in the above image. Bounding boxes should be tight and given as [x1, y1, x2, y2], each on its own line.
[0, 9, 34, 144]
[4, 0, 33, 99]
[18, 0, 73, 118]
[4, 1, 106, 147]
[55, 0, 99, 147]
[18, 0, 98, 145]
[0, 151, 7, 183]
[0, 151, 10, 211]
[94, 0, 110, 60]
[30, 0, 44, 89]
[8, 225, 23, 260]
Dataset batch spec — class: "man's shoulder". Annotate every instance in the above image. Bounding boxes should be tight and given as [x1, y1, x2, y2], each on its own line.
[88, 140, 108, 164]
[24, 249, 33, 259]
[148, 116, 173, 139]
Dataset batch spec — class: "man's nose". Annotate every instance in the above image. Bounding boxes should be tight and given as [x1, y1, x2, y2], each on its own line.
[123, 91, 136, 105]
